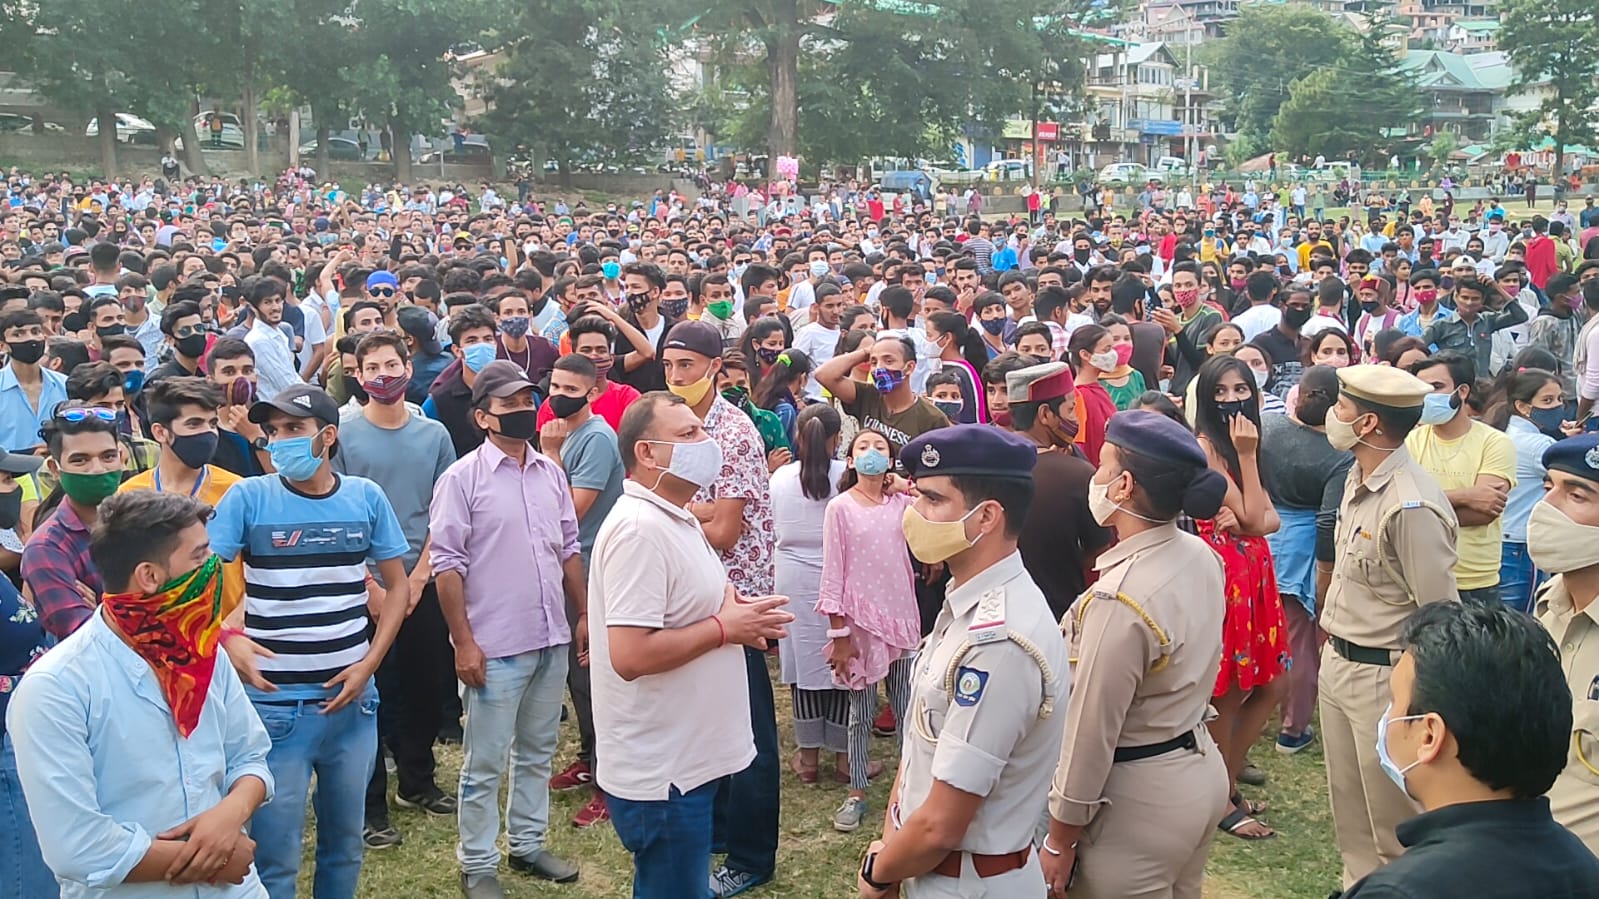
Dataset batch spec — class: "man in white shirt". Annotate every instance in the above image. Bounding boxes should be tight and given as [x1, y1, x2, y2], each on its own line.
[589, 394, 791, 899]
[791, 285, 844, 400]
[241, 276, 303, 398]
[1232, 272, 1284, 341]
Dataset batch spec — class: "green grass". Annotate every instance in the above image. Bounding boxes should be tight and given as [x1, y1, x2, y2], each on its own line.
[299, 659, 1343, 898]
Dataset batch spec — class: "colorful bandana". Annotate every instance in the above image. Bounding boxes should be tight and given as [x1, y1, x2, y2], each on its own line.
[100, 555, 226, 738]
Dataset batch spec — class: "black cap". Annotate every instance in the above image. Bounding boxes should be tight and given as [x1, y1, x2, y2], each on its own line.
[248, 384, 340, 427]
[470, 360, 537, 405]
[663, 320, 723, 359]
[0, 447, 43, 475]
[396, 305, 442, 355]
[901, 424, 1036, 481]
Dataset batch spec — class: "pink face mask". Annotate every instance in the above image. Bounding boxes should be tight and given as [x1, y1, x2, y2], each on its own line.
[1113, 343, 1134, 366]
[1174, 288, 1200, 307]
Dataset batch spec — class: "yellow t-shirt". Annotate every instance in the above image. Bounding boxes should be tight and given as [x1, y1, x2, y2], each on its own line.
[119, 464, 246, 617]
[1405, 420, 1517, 590]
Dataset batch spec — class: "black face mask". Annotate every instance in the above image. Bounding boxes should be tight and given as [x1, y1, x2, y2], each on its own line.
[6, 338, 45, 365]
[492, 409, 539, 441]
[0, 488, 19, 530]
[1216, 399, 1251, 422]
[169, 430, 220, 470]
[174, 333, 208, 360]
[1284, 307, 1314, 329]
[348, 378, 369, 404]
[96, 324, 127, 339]
[547, 393, 589, 419]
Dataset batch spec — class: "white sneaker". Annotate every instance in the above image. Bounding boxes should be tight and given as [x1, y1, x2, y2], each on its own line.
[833, 796, 867, 833]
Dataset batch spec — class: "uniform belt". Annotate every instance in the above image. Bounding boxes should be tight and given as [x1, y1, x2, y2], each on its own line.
[1331, 636, 1394, 667]
[930, 846, 1031, 879]
[1113, 730, 1197, 763]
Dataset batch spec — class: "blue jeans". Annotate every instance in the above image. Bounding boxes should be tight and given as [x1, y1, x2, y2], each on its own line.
[712, 647, 779, 878]
[609, 782, 717, 899]
[457, 646, 567, 876]
[0, 731, 55, 898]
[1500, 542, 1546, 614]
[250, 684, 379, 899]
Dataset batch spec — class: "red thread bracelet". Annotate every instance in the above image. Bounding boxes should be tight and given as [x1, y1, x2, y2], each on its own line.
[711, 614, 726, 647]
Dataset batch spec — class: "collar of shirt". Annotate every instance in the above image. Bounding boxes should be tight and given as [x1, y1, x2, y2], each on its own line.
[1535, 573, 1599, 626]
[1354, 443, 1412, 493]
[1094, 520, 1181, 572]
[479, 434, 553, 474]
[620, 479, 697, 523]
[1395, 797, 1556, 850]
[944, 550, 1029, 620]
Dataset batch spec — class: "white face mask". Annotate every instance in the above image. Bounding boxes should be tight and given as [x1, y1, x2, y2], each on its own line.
[1527, 499, 1599, 574]
[1089, 350, 1119, 371]
[1325, 407, 1364, 452]
[645, 437, 723, 490]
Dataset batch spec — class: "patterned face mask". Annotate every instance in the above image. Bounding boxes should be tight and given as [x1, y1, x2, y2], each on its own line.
[100, 554, 227, 737]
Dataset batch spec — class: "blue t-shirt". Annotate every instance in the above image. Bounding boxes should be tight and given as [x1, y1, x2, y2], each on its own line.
[208, 474, 407, 700]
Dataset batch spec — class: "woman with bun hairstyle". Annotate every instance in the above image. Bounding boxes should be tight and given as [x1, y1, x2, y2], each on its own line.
[1041, 410, 1231, 899]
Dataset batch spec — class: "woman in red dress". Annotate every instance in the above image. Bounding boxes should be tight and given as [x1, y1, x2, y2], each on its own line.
[1193, 354, 1288, 841]
[1067, 323, 1119, 465]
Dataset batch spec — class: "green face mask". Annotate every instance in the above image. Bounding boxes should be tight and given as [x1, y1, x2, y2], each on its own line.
[58, 469, 123, 507]
[707, 300, 735, 320]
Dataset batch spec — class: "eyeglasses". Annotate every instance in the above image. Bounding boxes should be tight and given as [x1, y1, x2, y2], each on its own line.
[54, 405, 118, 424]
[370, 288, 396, 298]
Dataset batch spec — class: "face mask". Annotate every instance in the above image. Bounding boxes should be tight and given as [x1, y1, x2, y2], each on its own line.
[933, 399, 963, 419]
[489, 408, 539, 441]
[1230, 277, 1247, 290]
[463, 342, 497, 373]
[226, 376, 256, 407]
[97, 324, 127, 339]
[1413, 288, 1438, 305]
[1174, 288, 1199, 308]
[0, 488, 20, 530]
[1527, 405, 1566, 438]
[1216, 399, 1251, 422]
[1250, 367, 1269, 390]
[347, 377, 370, 404]
[548, 393, 589, 419]
[168, 430, 219, 470]
[268, 433, 327, 481]
[707, 300, 735, 320]
[58, 469, 123, 506]
[1418, 391, 1460, 427]
[362, 373, 410, 405]
[980, 318, 1006, 336]
[872, 367, 906, 394]
[901, 502, 985, 564]
[663, 297, 690, 318]
[1089, 350, 1118, 371]
[174, 333, 208, 359]
[756, 346, 782, 365]
[1325, 407, 1365, 452]
[1527, 500, 1599, 573]
[499, 315, 530, 339]
[122, 369, 146, 395]
[100, 554, 226, 737]
[720, 385, 749, 406]
[1283, 307, 1314, 329]
[1074, 248, 1092, 263]
[732, 262, 749, 279]
[668, 375, 715, 406]
[854, 447, 891, 477]
[6, 338, 44, 365]
[1360, 299, 1381, 315]
[1112, 343, 1135, 367]
[646, 436, 723, 489]
[601, 261, 621, 280]
[1376, 702, 1426, 797]
[809, 260, 830, 278]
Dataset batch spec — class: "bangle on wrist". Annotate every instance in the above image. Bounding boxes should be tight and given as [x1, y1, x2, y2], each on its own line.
[826, 626, 852, 639]
[711, 614, 726, 647]
[1041, 837, 1075, 857]
[220, 626, 245, 644]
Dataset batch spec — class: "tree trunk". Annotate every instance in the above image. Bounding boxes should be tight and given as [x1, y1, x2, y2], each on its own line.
[242, 81, 260, 176]
[316, 123, 331, 177]
[93, 104, 123, 178]
[393, 123, 413, 185]
[766, 2, 801, 159]
[180, 118, 211, 176]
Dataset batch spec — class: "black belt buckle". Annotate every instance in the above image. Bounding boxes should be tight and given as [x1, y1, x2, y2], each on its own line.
[1332, 637, 1393, 667]
[1112, 730, 1198, 763]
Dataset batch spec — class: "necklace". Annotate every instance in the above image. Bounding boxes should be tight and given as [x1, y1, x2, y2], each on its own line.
[504, 341, 532, 371]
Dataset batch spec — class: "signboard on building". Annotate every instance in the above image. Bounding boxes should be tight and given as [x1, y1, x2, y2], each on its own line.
[1130, 118, 1184, 136]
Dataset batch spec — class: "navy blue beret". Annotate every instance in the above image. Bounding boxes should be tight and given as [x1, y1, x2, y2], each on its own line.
[1104, 410, 1208, 469]
[1543, 433, 1599, 483]
[902, 424, 1036, 481]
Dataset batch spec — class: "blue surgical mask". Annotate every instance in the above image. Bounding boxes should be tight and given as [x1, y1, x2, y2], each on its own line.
[1419, 391, 1460, 426]
[601, 261, 621, 280]
[1376, 702, 1425, 796]
[123, 369, 146, 395]
[855, 448, 891, 477]
[463, 342, 496, 373]
[268, 434, 325, 481]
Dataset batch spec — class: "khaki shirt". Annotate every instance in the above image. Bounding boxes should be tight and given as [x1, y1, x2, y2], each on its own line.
[1536, 575, 1599, 854]
[896, 551, 1069, 855]
[1049, 522, 1225, 826]
[1322, 446, 1459, 648]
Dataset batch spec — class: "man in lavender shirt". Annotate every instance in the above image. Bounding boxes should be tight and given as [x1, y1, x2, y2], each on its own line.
[430, 361, 586, 898]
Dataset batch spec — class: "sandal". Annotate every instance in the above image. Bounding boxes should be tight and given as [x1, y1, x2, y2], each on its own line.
[1218, 807, 1276, 840]
[1231, 792, 1268, 816]
[789, 754, 818, 785]
[833, 759, 885, 784]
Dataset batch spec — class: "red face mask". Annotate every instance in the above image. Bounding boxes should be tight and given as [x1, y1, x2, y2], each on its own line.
[100, 555, 226, 738]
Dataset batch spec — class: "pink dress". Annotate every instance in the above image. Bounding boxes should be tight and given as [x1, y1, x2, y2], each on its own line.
[815, 491, 920, 689]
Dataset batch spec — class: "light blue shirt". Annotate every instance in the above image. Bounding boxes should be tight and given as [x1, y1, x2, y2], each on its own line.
[1397, 304, 1456, 340]
[0, 364, 68, 452]
[5, 613, 274, 898]
[1503, 415, 1555, 543]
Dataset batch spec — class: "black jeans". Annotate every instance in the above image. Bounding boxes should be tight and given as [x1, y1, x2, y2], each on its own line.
[365, 583, 453, 822]
[712, 647, 779, 878]
[567, 637, 596, 771]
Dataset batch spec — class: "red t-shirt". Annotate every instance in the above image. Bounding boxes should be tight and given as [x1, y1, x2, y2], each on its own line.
[535, 379, 640, 432]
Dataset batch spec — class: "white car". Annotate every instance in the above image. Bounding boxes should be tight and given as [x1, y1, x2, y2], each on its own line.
[85, 113, 156, 143]
[1097, 162, 1162, 187]
[984, 159, 1032, 182]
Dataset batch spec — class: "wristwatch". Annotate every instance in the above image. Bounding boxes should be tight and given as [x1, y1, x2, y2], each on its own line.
[250, 436, 269, 451]
[859, 851, 891, 891]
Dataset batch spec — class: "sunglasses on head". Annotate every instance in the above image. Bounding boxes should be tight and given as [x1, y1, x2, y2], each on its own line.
[54, 405, 118, 424]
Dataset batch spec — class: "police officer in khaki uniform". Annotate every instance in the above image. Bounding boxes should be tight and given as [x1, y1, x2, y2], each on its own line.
[1042, 411, 1232, 899]
[1531, 433, 1599, 855]
[857, 425, 1069, 899]
[1320, 365, 1460, 886]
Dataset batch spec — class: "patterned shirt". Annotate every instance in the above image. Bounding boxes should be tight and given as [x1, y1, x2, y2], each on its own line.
[19, 500, 101, 639]
[695, 396, 775, 596]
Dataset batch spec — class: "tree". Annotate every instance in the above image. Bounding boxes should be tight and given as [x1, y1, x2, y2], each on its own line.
[1499, 0, 1599, 179]
[1273, 14, 1416, 163]
[1204, 4, 1356, 147]
[481, 1, 679, 181]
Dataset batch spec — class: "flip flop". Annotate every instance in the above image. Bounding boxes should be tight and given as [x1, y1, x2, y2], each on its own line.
[1231, 792, 1268, 816]
[1218, 807, 1276, 840]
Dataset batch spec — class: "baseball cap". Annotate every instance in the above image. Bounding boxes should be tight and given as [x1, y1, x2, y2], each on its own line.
[664, 320, 722, 359]
[396, 305, 443, 355]
[0, 447, 43, 476]
[248, 384, 340, 427]
[470, 360, 537, 405]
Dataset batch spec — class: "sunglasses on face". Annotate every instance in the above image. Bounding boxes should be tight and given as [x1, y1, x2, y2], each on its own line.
[370, 288, 396, 298]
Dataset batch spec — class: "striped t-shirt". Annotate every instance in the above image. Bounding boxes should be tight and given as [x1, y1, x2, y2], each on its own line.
[209, 474, 408, 700]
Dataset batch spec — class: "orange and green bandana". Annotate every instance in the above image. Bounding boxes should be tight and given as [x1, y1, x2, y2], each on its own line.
[101, 554, 226, 738]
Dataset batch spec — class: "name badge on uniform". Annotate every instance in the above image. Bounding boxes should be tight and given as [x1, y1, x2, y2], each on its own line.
[954, 666, 988, 707]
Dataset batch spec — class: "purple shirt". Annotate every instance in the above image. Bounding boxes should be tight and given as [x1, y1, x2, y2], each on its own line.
[429, 439, 580, 659]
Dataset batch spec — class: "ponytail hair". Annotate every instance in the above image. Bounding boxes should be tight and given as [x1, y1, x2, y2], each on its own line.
[794, 403, 842, 501]
[929, 311, 988, 372]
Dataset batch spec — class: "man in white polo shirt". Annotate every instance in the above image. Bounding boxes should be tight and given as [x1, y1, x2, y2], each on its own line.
[588, 392, 793, 899]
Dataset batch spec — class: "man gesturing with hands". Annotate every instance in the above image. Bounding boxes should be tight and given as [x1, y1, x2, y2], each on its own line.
[589, 391, 793, 899]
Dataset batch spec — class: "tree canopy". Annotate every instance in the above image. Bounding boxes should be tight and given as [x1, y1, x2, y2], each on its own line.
[1499, 0, 1599, 177]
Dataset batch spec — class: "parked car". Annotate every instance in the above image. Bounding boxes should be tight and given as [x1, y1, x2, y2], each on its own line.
[85, 113, 157, 143]
[1097, 162, 1161, 187]
[1153, 156, 1191, 178]
[984, 159, 1032, 182]
[0, 115, 63, 134]
[299, 137, 368, 161]
[419, 142, 491, 165]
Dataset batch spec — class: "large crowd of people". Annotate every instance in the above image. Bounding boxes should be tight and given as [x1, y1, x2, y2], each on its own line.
[2, 165, 1599, 898]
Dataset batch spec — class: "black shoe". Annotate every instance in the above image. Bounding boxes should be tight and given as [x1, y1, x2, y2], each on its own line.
[508, 849, 579, 883]
[396, 787, 458, 816]
[438, 722, 464, 745]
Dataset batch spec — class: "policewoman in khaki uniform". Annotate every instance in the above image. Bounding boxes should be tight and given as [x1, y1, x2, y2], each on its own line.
[1531, 433, 1599, 855]
[858, 425, 1069, 899]
[1041, 412, 1232, 899]
[1319, 365, 1459, 886]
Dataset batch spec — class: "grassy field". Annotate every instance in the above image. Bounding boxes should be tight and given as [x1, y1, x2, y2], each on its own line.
[297, 657, 1343, 899]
